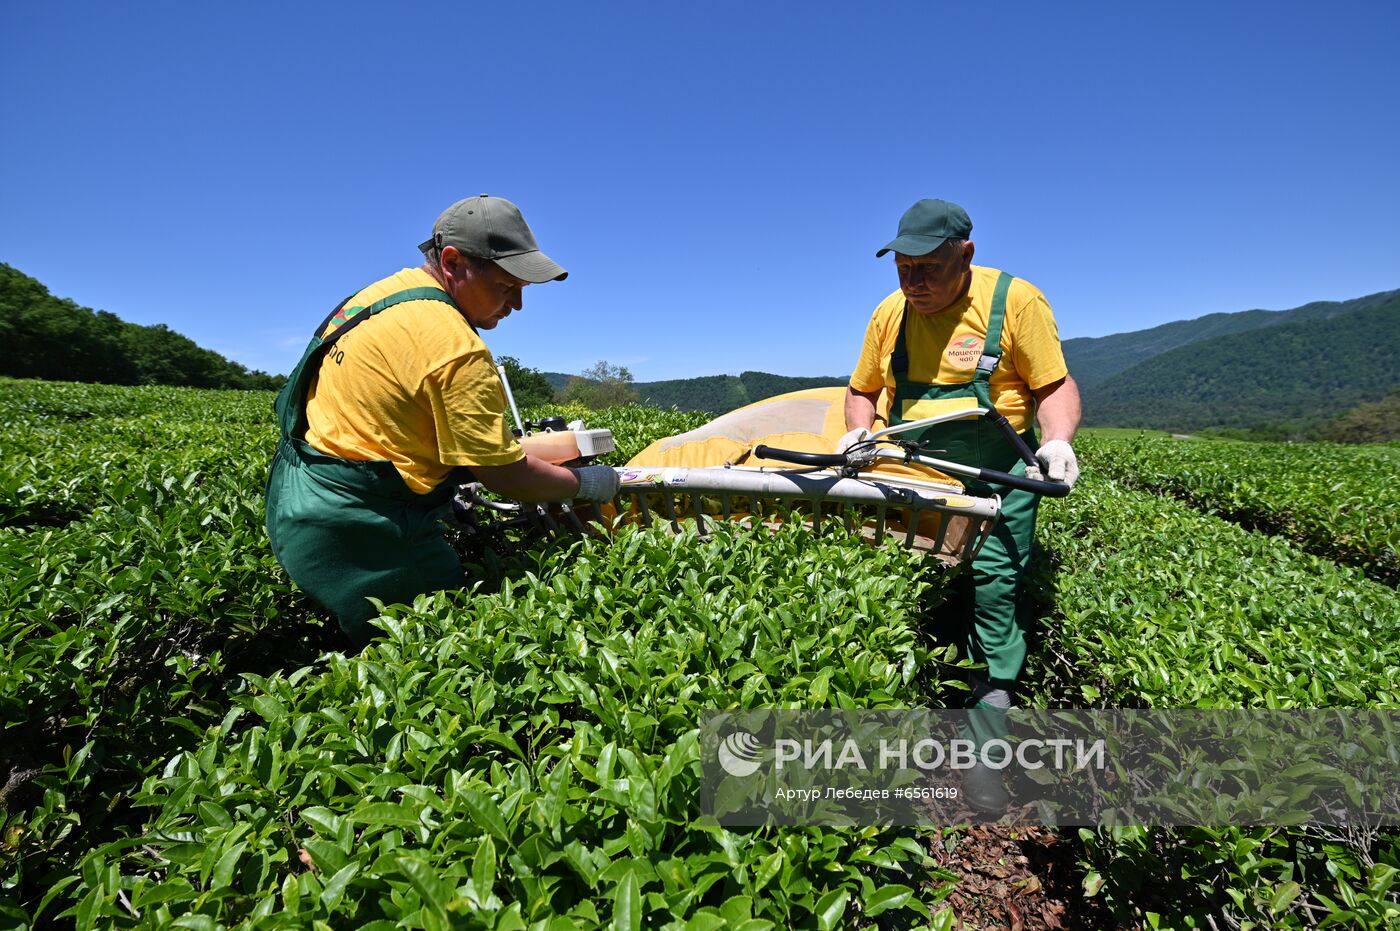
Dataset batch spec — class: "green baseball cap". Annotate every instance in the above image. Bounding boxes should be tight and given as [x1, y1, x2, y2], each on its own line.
[419, 194, 568, 282]
[876, 199, 973, 257]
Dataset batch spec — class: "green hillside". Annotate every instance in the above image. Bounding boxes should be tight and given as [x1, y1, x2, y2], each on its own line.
[1086, 291, 1400, 433]
[0, 263, 283, 390]
[1064, 289, 1399, 388]
[545, 290, 1399, 423]
[635, 374, 748, 412]
[1317, 389, 1400, 443]
[737, 370, 849, 401]
[544, 369, 847, 414]
[541, 370, 576, 391]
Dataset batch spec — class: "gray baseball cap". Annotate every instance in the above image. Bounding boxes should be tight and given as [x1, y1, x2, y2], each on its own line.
[419, 194, 568, 282]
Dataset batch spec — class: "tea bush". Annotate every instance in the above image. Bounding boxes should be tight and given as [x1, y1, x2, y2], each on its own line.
[0, 380, 719, 928]
[1077, 434, 1400, 585]
[60, 526, 961, 929]
[1035, 465, 1400, 929]
[1036, 470, 1400, 708]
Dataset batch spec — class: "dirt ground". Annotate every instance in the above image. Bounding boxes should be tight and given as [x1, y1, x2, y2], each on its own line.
[924, 824, 1117, 931]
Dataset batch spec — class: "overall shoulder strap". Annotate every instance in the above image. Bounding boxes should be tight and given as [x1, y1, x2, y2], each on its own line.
[276, 286, 459, 442]
[313, 288, 364, 341]
[890, 301, 912, 379]
[974, 271, 1014, 381]
[319, 286, 458, 346]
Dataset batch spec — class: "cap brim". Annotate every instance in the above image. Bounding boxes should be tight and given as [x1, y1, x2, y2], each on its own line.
[875, 234, 948, 258]
[494, 250, 568, 283]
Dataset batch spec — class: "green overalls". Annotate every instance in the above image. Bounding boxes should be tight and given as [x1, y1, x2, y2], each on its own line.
[888, 272, 1038, 724]
[265, 287, 471, 647]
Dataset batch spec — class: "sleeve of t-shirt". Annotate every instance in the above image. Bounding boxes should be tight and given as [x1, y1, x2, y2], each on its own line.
[1009, 288, 1069, 391]
[420, 352, 525, 467]
[849, 300, 895, 394]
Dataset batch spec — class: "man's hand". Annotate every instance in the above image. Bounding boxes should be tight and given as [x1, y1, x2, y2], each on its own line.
[836, 427, 872, 455]
[1027, 439, 1079, 489]
[835, 426, 877, 468]
[572, 465, 620, 502]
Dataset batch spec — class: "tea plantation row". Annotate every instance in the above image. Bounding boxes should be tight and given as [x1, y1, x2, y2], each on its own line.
[1075, 434, 1400, 586]
[1028, 463, 1400, 928]
[3, 382, 328, 929]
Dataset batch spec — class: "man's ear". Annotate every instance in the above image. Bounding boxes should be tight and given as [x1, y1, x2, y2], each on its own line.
[962, 240, 976, 268]
[439, 245, 476, 279]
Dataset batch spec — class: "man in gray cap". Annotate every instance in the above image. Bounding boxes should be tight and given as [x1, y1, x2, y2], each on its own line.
[840, 198, 1081, 810]
[266, 195, 618, 646]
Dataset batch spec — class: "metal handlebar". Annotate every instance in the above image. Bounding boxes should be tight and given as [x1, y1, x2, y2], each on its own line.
[870, 448, 1071, 498]
[964, 464, 1071, 497]
[753, 443, 1072, 498]
[752, 446, 847, 468]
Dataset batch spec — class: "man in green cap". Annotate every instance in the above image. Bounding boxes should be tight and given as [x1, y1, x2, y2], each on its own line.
[266, 195, 619, 646]
[840, 198, 1081, 810]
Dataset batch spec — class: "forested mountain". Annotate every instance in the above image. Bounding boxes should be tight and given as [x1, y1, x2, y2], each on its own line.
[540, 286, 1400, 434]
[635, 371, 846, 412]
[634, 375, 748, 413]
[1063, 289, 1399, 388]
[1317, 389, 1400, 443]
[736, 371, 849, 401]
[541, 371, 577, 392]
[1, 263, 284, 390]
[543, 369, 846, 414]
[1086, 291, 1400, 433]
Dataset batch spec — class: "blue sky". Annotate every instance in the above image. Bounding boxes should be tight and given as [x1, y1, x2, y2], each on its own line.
[3, 1, 1397, 381]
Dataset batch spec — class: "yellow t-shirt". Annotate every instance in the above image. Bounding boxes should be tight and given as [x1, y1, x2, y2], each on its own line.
[849, 265, 1068, 434]
[303, 267, 523, 495]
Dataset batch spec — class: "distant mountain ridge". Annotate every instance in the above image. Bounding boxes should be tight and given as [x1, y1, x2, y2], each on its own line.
[1084, 291, 1400, 433]
[544, 370, 847, 414]
[543, 287, 1399, 432]
[1063, 289, 1399, 388]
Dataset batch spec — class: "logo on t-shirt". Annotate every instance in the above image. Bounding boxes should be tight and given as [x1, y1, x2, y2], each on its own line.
[946, 334, 983, 368]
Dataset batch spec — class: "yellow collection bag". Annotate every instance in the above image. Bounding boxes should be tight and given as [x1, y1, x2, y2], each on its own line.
[618, 388, 980, 555]
[627, 386, 959, 486]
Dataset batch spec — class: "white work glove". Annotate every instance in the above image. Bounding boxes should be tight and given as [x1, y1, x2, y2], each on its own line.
[835, 427, 876, 467]
[572, 464, 620, 502]
[1027, 439, 1079, 489]
[836, 427, 873, 454]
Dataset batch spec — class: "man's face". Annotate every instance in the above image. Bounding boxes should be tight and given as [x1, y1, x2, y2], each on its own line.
[896, 240, 973, 315]
[443, 250, 530, 329]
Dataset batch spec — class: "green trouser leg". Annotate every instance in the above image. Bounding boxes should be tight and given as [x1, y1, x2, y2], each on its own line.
[967, 474, 1039, 689]
[946, 466, 1039, 747]
[266, 443, 466, 647]
[965, 704, 1011, 764]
